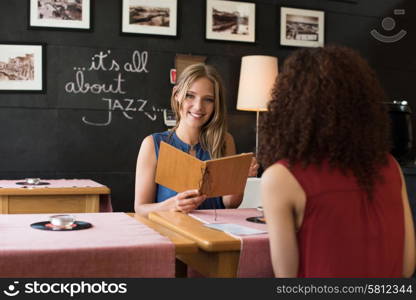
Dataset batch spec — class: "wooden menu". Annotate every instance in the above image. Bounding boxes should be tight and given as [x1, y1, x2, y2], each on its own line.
[155, 142, 253, 197]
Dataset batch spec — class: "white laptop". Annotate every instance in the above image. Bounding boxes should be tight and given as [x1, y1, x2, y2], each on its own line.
[238, 177, 261, 208]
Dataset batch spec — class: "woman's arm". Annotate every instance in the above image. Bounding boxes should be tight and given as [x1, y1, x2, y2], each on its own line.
[395, 161, 416, 277]
[134, 136, 207, 216]
[134, 136, 173, 216]
[261, 163, 306, 277]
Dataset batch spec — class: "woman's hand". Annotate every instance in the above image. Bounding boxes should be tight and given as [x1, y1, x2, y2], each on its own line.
[172, 189, 207, 213]
[248, 157, 260, 177]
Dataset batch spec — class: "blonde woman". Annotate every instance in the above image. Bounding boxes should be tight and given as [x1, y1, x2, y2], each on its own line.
[135, 63, 258, 216]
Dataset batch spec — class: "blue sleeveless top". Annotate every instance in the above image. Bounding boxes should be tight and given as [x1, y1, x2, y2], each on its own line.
[152, 131, 225, 209]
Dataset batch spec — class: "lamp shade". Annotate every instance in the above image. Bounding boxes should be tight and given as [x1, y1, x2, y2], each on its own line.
[236, 55, 278, 111]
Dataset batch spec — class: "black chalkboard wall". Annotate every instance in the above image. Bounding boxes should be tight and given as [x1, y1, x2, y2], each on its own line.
[1, 0, 415, 212]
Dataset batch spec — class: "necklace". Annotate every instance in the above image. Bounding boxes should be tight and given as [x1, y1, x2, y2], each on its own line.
[189, 144, 197, 152]
[173, 130, 198, 152]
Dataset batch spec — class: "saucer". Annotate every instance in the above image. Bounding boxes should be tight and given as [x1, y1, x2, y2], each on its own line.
[16, 181, 50, 186]
[246, 216, 266, 224]
[30, 221, 92, 231]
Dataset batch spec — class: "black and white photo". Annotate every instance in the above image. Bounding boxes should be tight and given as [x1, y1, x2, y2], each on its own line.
[122, 0, 177, 36]
[280, 7, 324, 47]
[0, 43, 44, 92]
[206, 0, 255, 43]
[29, 0, 91, 30]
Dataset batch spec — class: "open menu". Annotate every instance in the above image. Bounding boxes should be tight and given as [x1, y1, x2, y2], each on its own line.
[155, 141, 253, 197]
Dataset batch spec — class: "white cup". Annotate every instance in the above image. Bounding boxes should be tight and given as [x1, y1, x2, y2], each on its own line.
[49, 214, 75, 228]
[25, 178, 41, 185]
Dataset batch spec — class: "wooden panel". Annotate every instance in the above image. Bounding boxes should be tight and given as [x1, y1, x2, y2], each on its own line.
[177, 251, 239, 278]
[7, 195, 88, 214]
[0, 195, 8, 214]
[178, 251, 240, 278]
[155, 142, 204, 193]
[0, 187, 110, 196]
[204, 153, 252, 197]
[149, 211, 240, 252]
[84, 195, 99, 212]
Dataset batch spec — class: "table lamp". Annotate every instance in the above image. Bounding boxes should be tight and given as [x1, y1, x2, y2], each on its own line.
[236, 55, 278, 155]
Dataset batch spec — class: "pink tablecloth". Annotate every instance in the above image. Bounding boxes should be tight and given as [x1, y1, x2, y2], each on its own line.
[0, 179, 113, 212]
[0, 213, 175, 278]
[0, 179, 106, 189]
[190, 208, 274, 278]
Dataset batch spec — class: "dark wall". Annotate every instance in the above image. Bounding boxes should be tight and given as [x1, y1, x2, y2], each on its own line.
[1, 0, 415, 212]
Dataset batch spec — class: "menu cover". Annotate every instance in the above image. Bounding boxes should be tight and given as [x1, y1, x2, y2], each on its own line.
[155, 141, 253, 197]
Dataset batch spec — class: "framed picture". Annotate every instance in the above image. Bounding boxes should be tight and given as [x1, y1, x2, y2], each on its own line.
[29, 0, 91, 30]
[328, 0, 358, 3]
[121, 0, 178, 36]
[0, 43, 45, 92]
[206, 0, 255, 43]
[280, 7, 325, 47]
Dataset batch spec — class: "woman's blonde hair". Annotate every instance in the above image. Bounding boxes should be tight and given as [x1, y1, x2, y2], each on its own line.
[171, 63, 227, 159]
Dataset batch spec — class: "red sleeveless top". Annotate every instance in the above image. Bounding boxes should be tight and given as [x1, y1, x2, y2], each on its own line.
[277, 155, 404, 277]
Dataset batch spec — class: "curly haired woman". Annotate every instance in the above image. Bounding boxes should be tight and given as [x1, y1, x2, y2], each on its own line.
[260, 45, 415, 277]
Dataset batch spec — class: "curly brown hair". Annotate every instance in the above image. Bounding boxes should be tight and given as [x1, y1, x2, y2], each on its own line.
[259, 45, 391, 197]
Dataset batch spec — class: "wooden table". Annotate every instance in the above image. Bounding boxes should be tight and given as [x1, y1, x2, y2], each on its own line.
[149, 211, 241, 277]
[0, 179, 110, 214]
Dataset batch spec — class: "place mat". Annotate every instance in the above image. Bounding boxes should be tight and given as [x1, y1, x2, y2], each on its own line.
[190, 208, 274, 278]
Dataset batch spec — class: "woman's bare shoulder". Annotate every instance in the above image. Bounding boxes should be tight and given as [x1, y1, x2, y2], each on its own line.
[261, 163, 305, 205]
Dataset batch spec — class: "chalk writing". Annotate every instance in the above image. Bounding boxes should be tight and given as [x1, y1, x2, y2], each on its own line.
[65, 71, 126, 94]
[82, 98, 159, 127]
[124, 51, 149, 73]
[87, 50, 148, 73]
[64, 49, 161, 126]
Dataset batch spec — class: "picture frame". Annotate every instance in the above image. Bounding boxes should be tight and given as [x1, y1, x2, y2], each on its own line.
[0, 43, 45, 93]
[29, 0, 91, 30]
[280, 7, 325, 47]
[206, 0, 255, 43]
[121, 0, 178, 37]
[328, 0, 358, 3]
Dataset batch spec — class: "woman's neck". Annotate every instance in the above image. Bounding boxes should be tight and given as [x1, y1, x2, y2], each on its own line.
[175, 123, 200, 146]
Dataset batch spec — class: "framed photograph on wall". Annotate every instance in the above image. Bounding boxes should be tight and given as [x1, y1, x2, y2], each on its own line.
[121, 0, 178, 36]
[206, 0, 255, 43]
[29, 0, 91, 30]
[0, 43, 45, 92]
[280, 7, 325, 47]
